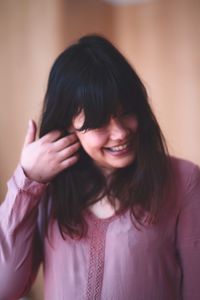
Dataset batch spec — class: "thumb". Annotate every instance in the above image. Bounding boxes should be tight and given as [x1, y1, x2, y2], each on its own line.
[23, 119, 37, 147]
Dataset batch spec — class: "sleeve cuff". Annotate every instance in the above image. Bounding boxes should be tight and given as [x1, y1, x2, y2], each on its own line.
[8, 164, 48, 196]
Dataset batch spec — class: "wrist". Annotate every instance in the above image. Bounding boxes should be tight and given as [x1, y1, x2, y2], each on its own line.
[20, 164, 50, 184]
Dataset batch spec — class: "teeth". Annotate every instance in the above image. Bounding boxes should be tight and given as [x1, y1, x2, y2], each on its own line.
[108, 143, 129, 152]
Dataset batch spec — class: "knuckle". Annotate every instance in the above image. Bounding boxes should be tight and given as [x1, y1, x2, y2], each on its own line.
[68, 134, 76, 142]
[61, 138, 68, 147]
[68, 145, 78, 156]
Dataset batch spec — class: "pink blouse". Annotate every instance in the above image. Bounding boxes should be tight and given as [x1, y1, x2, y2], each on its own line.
[0, 156, 200, 300]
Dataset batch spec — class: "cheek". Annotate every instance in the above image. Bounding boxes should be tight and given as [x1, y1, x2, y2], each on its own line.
[128, 117, 138, 132]
[75, 132, 106, 151]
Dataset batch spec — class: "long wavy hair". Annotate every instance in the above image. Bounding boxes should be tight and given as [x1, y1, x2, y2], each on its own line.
[39, 34, 172, 239]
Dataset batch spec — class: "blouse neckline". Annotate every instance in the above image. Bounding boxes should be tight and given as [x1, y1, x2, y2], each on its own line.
[85, 208, 129, 225]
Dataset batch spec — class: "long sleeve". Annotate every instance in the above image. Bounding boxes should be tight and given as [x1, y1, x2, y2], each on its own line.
[176, 164, 200, 300]
[0, 165, 47, 300]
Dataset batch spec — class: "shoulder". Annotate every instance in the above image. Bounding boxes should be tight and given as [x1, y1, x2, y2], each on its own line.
[169, 154, 198, 172]
[167, 155, 200, 203]
[168, 155, 199, 183]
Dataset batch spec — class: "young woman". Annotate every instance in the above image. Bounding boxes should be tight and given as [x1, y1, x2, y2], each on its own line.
[0, 34, 200, 300]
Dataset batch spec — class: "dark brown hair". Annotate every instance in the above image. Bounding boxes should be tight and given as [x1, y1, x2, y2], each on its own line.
[39, 34, 171, 239]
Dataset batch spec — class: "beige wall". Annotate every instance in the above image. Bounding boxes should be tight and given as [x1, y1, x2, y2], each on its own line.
[0, 0, 200, 299]
[0, 0, 65, 199]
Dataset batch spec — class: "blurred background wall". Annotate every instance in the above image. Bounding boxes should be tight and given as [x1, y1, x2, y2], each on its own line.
[0, 0, 200, 299]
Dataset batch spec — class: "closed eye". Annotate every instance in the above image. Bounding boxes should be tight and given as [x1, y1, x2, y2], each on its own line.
[74, 127, 89, 133]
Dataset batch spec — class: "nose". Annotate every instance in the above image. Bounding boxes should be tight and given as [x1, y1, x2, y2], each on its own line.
[109, 117, 128, 141]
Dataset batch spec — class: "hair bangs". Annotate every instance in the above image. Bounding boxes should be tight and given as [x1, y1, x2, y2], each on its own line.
[72, 64, 123, 131]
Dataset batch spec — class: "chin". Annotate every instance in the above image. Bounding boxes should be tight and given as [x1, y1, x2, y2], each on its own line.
[107, 156, 136, 170]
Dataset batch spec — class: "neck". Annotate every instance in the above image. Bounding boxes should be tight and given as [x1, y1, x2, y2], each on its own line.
[88, 196, 120, 219]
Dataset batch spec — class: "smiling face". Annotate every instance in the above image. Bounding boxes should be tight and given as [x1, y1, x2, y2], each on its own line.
[72, 110, 138, 174]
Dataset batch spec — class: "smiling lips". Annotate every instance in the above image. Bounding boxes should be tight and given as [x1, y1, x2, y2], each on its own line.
[104, 142, 132, 154]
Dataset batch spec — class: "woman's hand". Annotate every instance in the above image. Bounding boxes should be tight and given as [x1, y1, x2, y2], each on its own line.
[20, 120, 80, 183]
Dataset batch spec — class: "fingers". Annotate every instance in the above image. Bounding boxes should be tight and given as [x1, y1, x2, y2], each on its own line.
[41, 130, 78, 144]
[57, 141, 80, 162]
[23, 120, 37, 147]
[59, 154, 79, 169]
[41, 130, 63, 143]
[53, 134, 78, 151]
